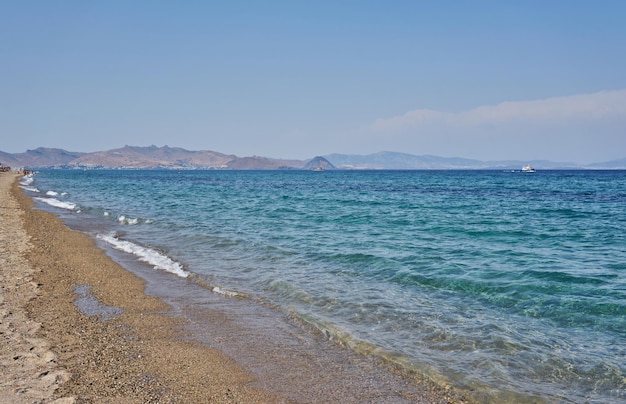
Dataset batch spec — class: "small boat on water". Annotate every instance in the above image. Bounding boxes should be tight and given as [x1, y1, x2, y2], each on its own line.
[522, 165, 536, 173]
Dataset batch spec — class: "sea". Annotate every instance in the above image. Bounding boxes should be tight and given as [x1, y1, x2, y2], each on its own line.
[22, 169, 626, 403]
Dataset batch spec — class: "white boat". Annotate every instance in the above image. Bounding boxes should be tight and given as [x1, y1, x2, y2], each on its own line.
[522, 165, 536, 173]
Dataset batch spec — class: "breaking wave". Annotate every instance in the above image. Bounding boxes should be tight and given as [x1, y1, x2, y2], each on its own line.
[97, 232, 189, 278]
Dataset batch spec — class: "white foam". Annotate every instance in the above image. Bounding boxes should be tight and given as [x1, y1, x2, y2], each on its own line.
[212, 286, 239, 297]
[22, 186, 40, 193]
[20, 174, 34, 186]
[117, 215, 139, 225]
[34, 197, 77, 211]
[97, 233, 189, 278]
[20, 174, 38, 192]
[46, 190, 59, 196]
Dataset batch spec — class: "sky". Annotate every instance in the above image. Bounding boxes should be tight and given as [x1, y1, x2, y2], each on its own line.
[1, 1, 625, 163]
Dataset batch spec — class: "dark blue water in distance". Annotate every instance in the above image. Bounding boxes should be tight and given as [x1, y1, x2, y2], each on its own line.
[25, 169, 626, 403]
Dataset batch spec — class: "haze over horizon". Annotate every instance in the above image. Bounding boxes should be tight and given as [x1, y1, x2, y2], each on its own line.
[2, 2, 625, 164]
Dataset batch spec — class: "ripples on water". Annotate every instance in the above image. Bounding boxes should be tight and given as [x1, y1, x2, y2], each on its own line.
[30, 169, 626, 403]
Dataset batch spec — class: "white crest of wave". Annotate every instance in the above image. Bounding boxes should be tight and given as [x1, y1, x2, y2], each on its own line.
[34, 197, 77, 211]
[22, 186, 40, 193]
[46, 190, 59, 196]
[20, 174, 34, 186]
[97, 233, 189, 278]
[212, 286, 239, 297]
[117, 215, 139, 225]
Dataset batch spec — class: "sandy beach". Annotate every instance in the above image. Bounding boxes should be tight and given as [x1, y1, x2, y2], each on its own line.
[1, 171, 283, 403]
[0, 172, 464, 403]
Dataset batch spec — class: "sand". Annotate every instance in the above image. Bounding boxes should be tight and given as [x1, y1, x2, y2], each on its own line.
[0, 172, 464, 403]
[1, 172, 281, 403]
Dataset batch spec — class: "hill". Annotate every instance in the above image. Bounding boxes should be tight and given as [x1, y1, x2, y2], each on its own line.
[303, 156, 336, 170]
[324, 151, 484, 169]
[2, 145, 308, 170]
[69, 145, 237, 169]
[588, 158, 626, 169]
[324, 152, 585, 170]
[0, 148, 86, 168]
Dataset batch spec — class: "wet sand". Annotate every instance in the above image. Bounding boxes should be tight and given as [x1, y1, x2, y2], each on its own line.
[1, 172, 466, 403]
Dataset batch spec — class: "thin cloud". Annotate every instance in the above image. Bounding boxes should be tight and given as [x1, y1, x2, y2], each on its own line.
[372, 89, 626, 131]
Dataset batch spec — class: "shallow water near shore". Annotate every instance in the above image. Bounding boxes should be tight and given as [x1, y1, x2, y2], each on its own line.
[25, 169, 626, 403]
[74, 285, 123, 321]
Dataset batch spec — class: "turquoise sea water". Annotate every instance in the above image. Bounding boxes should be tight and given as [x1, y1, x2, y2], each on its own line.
[25, 169, 626, 402]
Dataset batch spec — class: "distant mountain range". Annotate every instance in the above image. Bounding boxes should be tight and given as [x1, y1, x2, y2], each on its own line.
[1, 146, 625, 170]
[0, 145, 314, 170]
[326, 151, 626, 170]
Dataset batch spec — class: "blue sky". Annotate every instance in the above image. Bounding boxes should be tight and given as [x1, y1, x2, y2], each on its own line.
[2, 1, 625, 163]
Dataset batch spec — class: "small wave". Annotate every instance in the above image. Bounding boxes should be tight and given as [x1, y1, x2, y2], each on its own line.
[20, 174, 34, 186]
[118, 215, 139, 225]
[521, 269, 609, 285]
[34, 197, 77, 211]
[22, 186, 40, 193]
[46, 190, 59, 196]
[191, 277, 247, 298]
[212, 286, 239, 297]
[20, 174, 38, 192]
[97, 233, 189, 278]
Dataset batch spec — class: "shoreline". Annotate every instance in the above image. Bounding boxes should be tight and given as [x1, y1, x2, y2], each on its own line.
[4, 171, 282, 403]
[2, 172, 466, 403]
